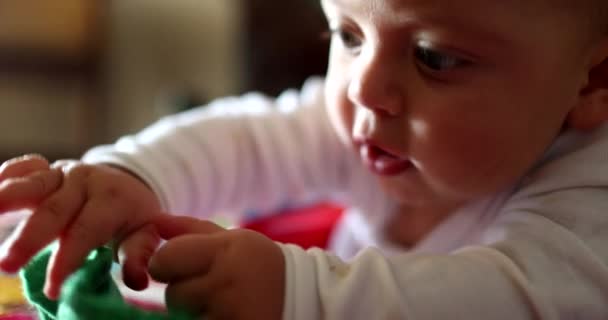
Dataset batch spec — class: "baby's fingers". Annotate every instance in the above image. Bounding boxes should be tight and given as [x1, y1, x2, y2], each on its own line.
[153, 215, 224, 240]
[165, 276, 213, 316]
[149, 216, 225, 284]
[149, 234, 225, 284]
[44, 198, 126, 299]
[0, 154, 49, 181]
[117, 223, 161, 291]
[0, 168, 63, 213]
[0, 173, 83, 273]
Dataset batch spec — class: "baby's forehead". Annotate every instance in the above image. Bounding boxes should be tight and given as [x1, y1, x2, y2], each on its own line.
[325, 0, 591, 29]
[327, 0, 580, 13]
[325, 0, 538, 23]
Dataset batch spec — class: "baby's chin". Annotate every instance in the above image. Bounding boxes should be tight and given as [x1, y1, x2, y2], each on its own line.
[377, 173, 433, 206]
[377, 173, 474, 210]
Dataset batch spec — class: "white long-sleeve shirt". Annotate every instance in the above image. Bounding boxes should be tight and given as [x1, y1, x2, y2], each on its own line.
[83, 78, 608, 319]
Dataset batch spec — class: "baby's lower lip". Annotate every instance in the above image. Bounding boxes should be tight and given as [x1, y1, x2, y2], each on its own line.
[360, 144, 412, 176]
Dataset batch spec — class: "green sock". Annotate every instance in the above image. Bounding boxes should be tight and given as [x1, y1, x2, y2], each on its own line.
[19, 246, 192, 320]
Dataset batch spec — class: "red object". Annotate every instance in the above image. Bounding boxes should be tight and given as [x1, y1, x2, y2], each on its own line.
[242, 203, 344, 249]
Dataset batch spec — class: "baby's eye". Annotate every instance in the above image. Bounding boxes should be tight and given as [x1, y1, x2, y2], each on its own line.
[330, 27, 362, 51]
[414, 43, 469, 72]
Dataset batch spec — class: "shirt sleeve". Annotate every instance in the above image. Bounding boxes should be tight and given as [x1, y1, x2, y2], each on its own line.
[82, 78, 361, 218]
[280, 186, 608, 319]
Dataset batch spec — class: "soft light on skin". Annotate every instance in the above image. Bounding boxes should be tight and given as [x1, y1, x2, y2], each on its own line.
[410, 118, 428, 138]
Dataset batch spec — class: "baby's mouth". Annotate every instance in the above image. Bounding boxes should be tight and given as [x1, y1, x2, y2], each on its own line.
[359, 143, 412, 176]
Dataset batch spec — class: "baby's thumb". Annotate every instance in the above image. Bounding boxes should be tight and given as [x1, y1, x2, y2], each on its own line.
[153, 214, 225, 240]
[117, 223, 160, 291]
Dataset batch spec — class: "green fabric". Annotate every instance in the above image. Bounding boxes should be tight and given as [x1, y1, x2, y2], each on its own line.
[19, 246, 192, 320]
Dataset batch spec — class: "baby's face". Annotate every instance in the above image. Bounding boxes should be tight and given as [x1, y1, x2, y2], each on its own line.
[322, 0, 592, 208]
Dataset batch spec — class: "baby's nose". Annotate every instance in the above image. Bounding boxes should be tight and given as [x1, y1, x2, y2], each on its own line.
[347, 51, 404, 116]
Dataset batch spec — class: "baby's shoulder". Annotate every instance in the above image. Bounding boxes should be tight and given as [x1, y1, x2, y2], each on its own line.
[516, 124, 608, 196]
[490, 125, 608, 238]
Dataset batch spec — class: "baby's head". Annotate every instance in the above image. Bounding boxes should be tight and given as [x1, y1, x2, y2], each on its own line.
[321, 0, 608, 210]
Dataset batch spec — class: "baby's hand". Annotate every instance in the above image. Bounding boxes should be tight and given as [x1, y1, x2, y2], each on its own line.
[0, 154, 164, 299]
[149, 216, 285, 320]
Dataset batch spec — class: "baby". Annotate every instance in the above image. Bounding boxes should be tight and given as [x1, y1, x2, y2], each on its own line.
[2, 0, 608, 318]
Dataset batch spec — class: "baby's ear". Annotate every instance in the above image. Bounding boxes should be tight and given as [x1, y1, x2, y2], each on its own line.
[568, 38, 608, 131]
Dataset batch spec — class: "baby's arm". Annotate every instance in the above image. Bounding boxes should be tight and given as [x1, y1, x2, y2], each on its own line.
[82, 78, 359, 220]
[0, 77, 359, 303]
[282, 245, 535, 319]
[281, 188, 608, 319]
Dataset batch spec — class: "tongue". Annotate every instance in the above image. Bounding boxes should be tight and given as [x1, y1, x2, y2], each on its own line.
[375, 153, 408, 170]
[376, 152, 399, 162]
[360, 144, 412, 175]
[368, 144, 398, 159]
[373, 156, 411, 175]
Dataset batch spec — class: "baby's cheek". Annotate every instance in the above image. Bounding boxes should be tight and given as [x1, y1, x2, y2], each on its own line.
[432, 150, 512, 199]
[326, 97, 355, 145]
[414, 138, 499, 200]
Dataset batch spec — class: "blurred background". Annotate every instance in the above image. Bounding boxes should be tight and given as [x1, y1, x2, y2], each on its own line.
[0, 0, 329, 162]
